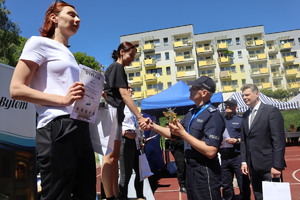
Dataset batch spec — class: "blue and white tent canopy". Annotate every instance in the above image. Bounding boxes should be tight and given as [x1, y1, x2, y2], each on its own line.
[229, 92, 299, 112]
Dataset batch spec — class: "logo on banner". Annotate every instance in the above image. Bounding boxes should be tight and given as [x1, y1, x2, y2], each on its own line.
[0, 96, 28, 110]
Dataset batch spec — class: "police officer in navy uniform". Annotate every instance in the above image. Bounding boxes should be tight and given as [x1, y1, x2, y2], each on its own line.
[220, 98, 250, 200]
[144, 76, 225, 200]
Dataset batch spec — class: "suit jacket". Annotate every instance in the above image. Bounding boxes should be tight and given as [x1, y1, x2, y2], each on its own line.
[240, 103, 286, 173]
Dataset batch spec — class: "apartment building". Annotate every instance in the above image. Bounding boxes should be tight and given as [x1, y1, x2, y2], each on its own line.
[120, 24, 300, 106]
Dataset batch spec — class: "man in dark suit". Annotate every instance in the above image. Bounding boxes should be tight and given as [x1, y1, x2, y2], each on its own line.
[240, 84, 286, 200]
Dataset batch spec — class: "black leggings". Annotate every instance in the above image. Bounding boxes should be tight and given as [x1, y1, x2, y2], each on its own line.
[119, 137, 144, 198]
[36, 115, 96, 200]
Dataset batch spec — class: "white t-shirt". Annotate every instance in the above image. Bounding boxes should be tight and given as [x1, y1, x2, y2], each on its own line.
[122, 106, 140, 149]
[20, 36, 80, 128]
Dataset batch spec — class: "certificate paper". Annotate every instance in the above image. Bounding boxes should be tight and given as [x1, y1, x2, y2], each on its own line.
[71, 64, 104, 123]
[220, 128, 234, 148]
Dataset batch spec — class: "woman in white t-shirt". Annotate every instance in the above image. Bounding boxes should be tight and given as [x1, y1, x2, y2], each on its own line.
[10, 1, 96, 200]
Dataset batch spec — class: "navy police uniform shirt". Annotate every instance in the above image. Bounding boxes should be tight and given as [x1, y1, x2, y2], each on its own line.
[221, 113, 242, 154]
[180, 102, 225, 160]
[224, 114, 242, 139]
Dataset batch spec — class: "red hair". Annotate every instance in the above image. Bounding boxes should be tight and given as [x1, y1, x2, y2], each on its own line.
[39, 2, 75, 38]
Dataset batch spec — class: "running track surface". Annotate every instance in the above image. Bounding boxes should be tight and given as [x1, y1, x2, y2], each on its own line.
[96, 145, 300, 200]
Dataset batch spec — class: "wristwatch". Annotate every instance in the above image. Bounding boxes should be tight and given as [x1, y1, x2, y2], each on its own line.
[236, 138, 240, 144]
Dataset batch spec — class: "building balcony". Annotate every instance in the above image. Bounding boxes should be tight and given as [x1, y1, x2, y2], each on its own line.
[262, 82, 272, 89]
[144, 58, 156, 68]
[248, 53, 267, 62]
[198, 59, 216, 67]
[201, 73, 218, 82]
[196, 46, 213, 54]
[126, 61, 142, 71]
[143, 43, 155, 52]
[231, 72, 245, 80]
[283, 56, 295, 63]
[250, 68, 269, 77]
[144, 74, 157, 82]
[287, 82, 300, 89]
[267, 45, 279, 53]
[246, 39, 265, 49]
[173, 40, 193, 51]
[176, 71, 196, 80]
[217, 43, 228, 51]
[280, 42, 292, 51]
[269, 58, 281, 66]
[285, 69, 298, 77]
[273, 85, 283, 90]
[133, 91, 144, 99]
[222, 85, 237, 92]
[218, 56, 231, 65]
[128, 76, 143, 85]
[175, 55, 195, 65]
[219, 71, 232, 80]
[272, 72, 283, 79]
[145, 89, 158, 96]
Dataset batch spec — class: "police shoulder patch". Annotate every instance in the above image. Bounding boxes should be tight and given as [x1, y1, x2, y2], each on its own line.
[207, 106, 217, 113]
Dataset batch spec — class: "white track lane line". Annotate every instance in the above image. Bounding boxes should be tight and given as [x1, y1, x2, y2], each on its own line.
[292, 169, 300, 183]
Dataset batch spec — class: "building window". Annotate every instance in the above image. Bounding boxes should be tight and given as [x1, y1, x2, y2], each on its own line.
[128, 73, 134, 78]
[154, 39, 160, 47]
[238, 51, 242, 58]
[167, 82, 172, 87]
[242, 79, 246, 85]
[236, 37, 240, 45]
[154, 53, 161, 61]
[240, 65, 244, 72]
[217, 39, 232, 45]
[165, 52, 169, 60]
[163, 37, 168, 46]
[221, 66, 236, 72]
[166, 67, 171, 75]
[147, 83, 163, 91]
[280, 39, 294, 45]
[133, 87, 141, 92]
[186, 66, 193, 71]
[146, 68, 162, 75]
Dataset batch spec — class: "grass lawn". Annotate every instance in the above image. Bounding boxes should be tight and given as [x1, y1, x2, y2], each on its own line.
[281, 109, 300, 130]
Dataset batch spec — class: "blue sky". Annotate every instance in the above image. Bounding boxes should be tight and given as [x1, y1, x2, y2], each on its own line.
[5, 0, 300, 68]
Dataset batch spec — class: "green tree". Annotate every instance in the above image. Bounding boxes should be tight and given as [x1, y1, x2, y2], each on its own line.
[0, 0, 21, 66]
[260, 89, 274, 98]
[73, 52, 103, 72]
[273, 89, 290, 101]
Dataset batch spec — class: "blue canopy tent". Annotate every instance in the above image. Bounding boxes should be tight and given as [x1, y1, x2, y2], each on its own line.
[141, 80, 223, 116]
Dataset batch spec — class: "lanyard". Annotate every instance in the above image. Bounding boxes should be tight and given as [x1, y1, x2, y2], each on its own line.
[188, 103, 210, 133]
[132, 114, 138, 127]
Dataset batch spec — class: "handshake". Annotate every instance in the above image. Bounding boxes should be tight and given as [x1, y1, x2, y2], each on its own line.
[138, 110, 187, 140]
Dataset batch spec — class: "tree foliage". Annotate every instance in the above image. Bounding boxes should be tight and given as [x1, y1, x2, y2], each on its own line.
[273, 89, 290, 101]
[0, 0, 21, 66]
[73, 52, 104, 72]
[260, 89, 290, 101]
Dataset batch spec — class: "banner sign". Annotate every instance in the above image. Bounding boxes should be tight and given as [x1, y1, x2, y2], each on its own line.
[0, 64, 36, 147]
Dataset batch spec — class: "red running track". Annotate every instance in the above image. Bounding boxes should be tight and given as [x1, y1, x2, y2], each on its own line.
[96, 145, 300, 200]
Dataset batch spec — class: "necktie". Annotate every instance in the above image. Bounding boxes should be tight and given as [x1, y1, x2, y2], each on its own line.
[250, 109, 256, 127]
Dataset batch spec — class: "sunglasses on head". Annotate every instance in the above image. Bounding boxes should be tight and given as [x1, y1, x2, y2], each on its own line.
[50, 0, 67, 13]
